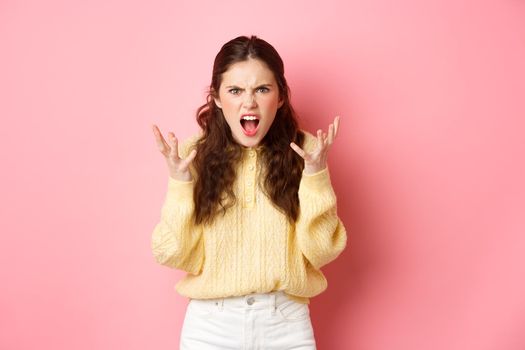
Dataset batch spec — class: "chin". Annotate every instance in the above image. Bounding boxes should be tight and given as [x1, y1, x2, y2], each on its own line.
[238, 138, 261, 148]
[232, 133, 263, 148]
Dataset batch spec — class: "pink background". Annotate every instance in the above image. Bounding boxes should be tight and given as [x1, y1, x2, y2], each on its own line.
[1, 0, 524, 349]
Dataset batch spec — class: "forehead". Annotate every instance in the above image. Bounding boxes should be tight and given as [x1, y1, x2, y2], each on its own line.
[221, 58, 276, 86]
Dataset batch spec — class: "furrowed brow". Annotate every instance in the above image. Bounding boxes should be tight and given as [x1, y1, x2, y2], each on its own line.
[224, 84, 273, 89]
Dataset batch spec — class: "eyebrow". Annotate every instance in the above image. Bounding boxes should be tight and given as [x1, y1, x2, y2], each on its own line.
[225, 84, 273, 89]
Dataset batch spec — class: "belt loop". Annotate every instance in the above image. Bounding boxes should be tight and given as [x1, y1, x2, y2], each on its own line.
[270, 293, 277, 315]
[215, 298, 224, 311]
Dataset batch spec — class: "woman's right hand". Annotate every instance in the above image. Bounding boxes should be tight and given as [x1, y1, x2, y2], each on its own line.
[152, 124, 197, 181]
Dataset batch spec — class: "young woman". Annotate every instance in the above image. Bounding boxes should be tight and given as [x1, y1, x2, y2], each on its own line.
[151, 35, 347, 350]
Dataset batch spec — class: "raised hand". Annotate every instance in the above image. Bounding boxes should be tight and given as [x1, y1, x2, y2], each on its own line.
[152, 124, 197, 181]
[290, 116, 340, 175]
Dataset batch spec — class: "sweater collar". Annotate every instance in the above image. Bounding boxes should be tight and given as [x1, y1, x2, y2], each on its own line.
[240, 144, 264, 152]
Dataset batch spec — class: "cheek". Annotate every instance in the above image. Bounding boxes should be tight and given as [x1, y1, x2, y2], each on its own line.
[221, 97, 234, 108]
[219, 98, 241, 126]
[221, 97, 241, 115]
[260, 94, 280, 109]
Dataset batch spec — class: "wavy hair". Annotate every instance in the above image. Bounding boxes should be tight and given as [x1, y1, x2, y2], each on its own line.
[192, 35, 305, 225]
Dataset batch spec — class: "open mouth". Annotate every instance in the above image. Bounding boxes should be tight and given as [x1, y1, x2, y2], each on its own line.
[240, 115, 260, 136]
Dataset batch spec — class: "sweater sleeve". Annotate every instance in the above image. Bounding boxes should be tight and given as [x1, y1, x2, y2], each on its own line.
[295, 132, 347, 270]
[150, 135, 204, 275]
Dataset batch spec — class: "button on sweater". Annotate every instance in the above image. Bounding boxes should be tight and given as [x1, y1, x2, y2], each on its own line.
[151, 131, 347, 304]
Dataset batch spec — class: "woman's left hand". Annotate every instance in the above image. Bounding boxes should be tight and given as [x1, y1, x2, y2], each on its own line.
[290, 116, 340, 175]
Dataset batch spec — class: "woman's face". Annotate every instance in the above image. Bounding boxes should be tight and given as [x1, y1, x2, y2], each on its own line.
[214, 58, 283, 148]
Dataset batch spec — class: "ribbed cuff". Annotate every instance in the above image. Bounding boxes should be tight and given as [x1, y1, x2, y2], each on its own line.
[299, 167, 331, 193]
[167, 176, 194, 200]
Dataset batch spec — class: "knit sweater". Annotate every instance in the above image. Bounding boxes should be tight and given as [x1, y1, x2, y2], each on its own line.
[151, 131, 347, 304]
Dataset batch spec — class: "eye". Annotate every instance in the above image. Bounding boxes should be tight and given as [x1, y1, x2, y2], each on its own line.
[228, 88, 240, 95]
[257, 87, 270, 93]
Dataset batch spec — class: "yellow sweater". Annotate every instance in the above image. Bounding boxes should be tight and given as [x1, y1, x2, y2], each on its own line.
[151, 131, 347, 304]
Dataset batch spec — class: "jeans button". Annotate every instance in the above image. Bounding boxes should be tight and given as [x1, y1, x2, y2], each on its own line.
[247, 297, 255, 305]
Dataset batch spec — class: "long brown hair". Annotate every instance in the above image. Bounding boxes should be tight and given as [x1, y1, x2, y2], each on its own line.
[192, 35, 305, 225]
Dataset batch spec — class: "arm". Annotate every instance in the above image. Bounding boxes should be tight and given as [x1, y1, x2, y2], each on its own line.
[296, 166, 347, 270]
[291, 122, 347, 270]
[151, 135, 204, 274]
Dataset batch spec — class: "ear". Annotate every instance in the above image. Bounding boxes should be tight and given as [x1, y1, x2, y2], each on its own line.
[278, 96, 284, 109]
[213, 96, 222, 109]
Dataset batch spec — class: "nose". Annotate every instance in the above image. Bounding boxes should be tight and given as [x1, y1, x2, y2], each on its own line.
[242, 92, 257, 109]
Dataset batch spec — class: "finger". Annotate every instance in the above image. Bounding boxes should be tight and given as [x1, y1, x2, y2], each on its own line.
[327, 123, 334, 145]
[322, 132, 328, 147]
[317, 129, 323, 148]
[183, 149, 197, 166]
[168, 132, 180, 160]
[290, 142, 307, 159]
[334, 116, 340, 138]
[152, 124, 170, 154]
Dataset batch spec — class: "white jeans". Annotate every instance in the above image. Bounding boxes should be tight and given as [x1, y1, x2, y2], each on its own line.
[180, 290, 317, 350]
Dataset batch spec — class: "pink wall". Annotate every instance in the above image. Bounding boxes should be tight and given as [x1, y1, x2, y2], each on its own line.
[1, 0, 524, 349]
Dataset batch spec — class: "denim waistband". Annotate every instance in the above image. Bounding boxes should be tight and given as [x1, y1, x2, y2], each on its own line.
[190, 290, 291, 312]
